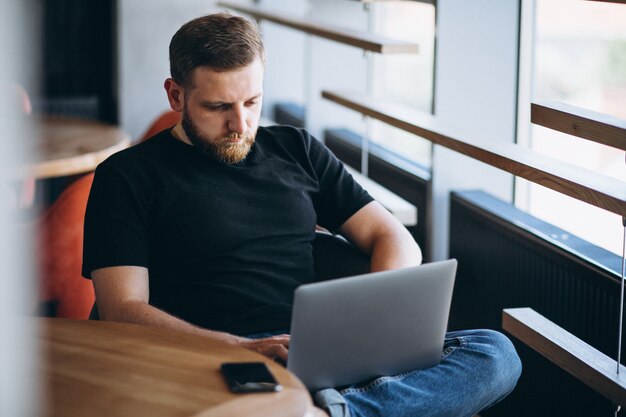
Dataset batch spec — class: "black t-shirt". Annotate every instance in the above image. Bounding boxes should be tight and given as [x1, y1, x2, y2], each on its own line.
[82, 125, 373, 335]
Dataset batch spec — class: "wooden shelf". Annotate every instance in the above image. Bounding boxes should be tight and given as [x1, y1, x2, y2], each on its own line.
[322, 90, 626, 217]
[531, 101, 626, 151]
[217, 2, 419, 54]
[503, 308, 626, 406]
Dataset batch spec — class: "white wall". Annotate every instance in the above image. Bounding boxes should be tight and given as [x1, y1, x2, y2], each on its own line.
[259, 0, 309, 121]
[119, 0, 220, 140]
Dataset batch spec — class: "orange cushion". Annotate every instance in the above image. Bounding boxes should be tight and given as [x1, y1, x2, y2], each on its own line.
[139, 110, 181, 142]
[38, 173, 95, 319]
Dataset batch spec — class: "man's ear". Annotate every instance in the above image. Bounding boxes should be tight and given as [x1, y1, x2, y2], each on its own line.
[164, 78, 184, 112]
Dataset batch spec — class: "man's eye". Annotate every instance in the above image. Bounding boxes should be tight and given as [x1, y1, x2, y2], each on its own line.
[245, 101, 258, 107]
[206, 104, 228, 111]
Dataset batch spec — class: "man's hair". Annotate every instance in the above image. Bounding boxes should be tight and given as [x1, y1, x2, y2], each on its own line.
[169, 12, 265, 88]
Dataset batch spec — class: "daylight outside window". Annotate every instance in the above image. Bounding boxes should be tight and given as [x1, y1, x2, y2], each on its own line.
[517, 0, 626, 257]
[369, 1, 435, 168]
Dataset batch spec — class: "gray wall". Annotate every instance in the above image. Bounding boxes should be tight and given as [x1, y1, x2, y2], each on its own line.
[259, 0, 308, 122]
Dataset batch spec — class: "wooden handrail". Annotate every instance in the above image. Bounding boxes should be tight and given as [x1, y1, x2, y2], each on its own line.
[531, 101, 626, 151]
[586, 0, 626, 4]
[217, 2, 419, 54]
[322, 90, 626, 217]
[503, 307, 626, 406]
[348, 0, 435, 3]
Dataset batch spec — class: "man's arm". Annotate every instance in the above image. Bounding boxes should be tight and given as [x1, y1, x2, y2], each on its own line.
[91, 266, 290, 362]
[338, 201, 422, 271]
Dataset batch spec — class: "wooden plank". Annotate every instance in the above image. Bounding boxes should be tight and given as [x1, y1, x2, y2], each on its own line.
[322, 90, 626, 218]
[502, 308, 626, 406]
[531, 101, 626, 151]
[217, 2, 419, 54]
[586, 0, 626, 5]
[349, 0, 435, 3]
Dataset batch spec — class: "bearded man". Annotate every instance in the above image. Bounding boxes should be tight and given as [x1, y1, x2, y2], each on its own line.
[82, 13, 520, 417]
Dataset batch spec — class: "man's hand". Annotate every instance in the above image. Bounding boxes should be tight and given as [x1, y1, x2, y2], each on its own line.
[236, 334, 290, 363]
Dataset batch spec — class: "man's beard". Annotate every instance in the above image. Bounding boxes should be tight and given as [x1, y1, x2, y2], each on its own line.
[182, 110, 256, 164]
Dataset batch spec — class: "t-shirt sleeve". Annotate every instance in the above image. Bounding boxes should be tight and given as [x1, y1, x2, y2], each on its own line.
[305, 132, 374, 232]
[82, 160, 151, 278]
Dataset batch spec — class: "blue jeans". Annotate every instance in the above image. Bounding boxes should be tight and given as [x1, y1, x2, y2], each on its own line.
[246, 329, 521, 417]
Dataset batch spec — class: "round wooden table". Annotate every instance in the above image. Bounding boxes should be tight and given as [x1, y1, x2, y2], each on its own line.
[19, 117, 131, 179]
[41, 318, 313, 417]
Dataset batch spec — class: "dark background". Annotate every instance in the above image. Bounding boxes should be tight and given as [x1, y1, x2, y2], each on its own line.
[38, 0, 117, 123]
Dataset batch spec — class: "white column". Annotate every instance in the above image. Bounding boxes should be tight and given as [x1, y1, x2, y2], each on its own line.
[429, 0, 520, 260]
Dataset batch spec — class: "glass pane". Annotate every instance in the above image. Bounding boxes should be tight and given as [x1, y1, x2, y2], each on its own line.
[369, 2, 435, 166]
[533, 0, 626, 179]
[526, 0, 626, 256]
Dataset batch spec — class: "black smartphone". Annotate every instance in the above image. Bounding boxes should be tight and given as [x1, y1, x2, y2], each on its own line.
[220, 362, 283, 393]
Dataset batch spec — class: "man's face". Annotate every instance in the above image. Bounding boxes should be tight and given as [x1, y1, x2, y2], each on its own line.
[177, 58, 264, 164]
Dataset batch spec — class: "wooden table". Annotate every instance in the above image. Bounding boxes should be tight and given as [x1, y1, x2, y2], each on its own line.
[41, 319, 313, 417]
[19, 117, 131, 179]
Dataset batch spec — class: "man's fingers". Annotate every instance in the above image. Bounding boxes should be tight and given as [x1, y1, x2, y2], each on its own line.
[276, 344, 289, 361]
[270, 334, 290, 347]
[240, 336, 290, 361]
[261, 343, 289, 361]
[266, 344, 289, 362]
[258, 334, 290, 348]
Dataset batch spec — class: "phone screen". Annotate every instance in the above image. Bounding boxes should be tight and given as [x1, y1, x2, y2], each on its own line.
[220, 362, 282, 393]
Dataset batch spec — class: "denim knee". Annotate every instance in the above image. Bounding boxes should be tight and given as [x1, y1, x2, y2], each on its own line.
[473, 329, 522, 398]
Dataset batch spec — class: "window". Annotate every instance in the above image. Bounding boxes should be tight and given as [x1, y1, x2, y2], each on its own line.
[517, 0, 626, 256]
[369, 1, 436, 167]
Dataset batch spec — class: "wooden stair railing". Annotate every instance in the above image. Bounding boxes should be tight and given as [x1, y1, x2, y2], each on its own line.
[323, 87, 626, 406]
[321, 89, 626, 217]
[526, 94, 626, 408]
[217, 2, 419, 54]
[317, 1, 626, 410]
[531, 101, 626, 151]
[503, 308, 626, 407]
[348, 0, 435, 3]
[586, 0, 626, 5]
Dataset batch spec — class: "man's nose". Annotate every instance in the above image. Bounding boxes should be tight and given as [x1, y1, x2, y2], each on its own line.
[228, 105, 247, 135]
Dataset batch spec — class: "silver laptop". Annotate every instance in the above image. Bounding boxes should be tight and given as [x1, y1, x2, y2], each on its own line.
[287, 259, 457, 391]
